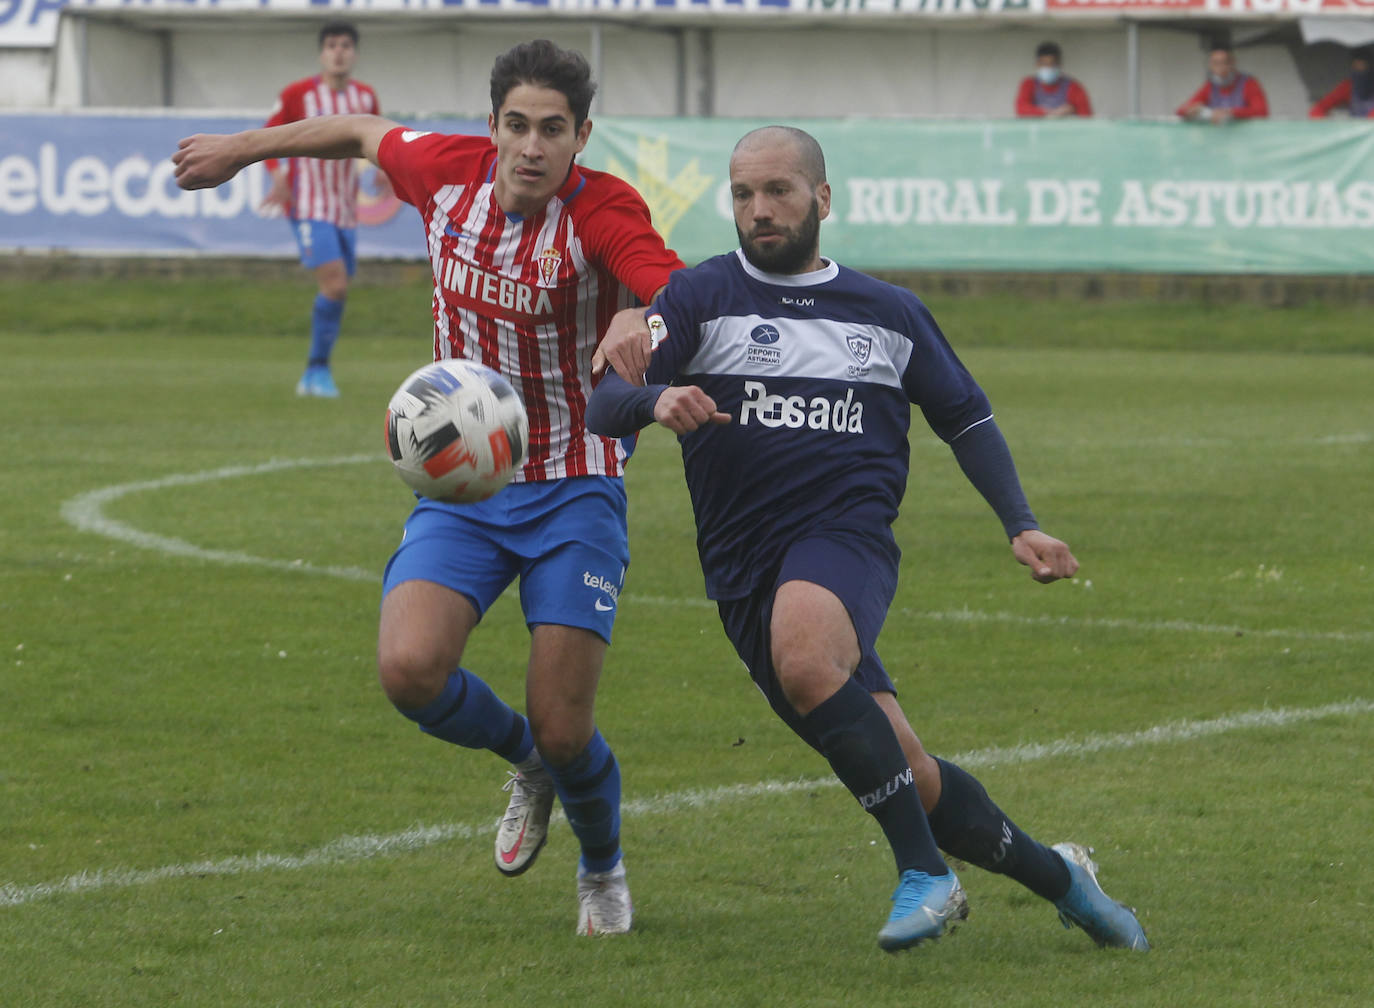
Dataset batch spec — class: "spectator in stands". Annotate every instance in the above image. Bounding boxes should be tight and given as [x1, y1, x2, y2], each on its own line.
[1015, 41, 1092, 118]
[263, 22, 385, 399]
[1309, 47, 1374, 119]
[1177, 43, 1268, 123]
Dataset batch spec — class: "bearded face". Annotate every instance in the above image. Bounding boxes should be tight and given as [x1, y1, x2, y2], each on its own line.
[736, 194, 822, 275]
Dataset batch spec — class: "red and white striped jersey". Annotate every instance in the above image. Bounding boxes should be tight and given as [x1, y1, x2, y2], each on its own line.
[263, 76, 381, 228]
[378, 128, 683, 483]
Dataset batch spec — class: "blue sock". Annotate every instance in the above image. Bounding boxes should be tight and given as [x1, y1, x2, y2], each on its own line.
[801, 677, 946, 877]
[308, 293, 345, 367]
[397, 668, 533, 764]
[547, 730, 622, 873]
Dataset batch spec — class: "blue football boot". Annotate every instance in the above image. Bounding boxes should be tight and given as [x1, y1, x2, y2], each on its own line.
[877, 869, 969, 952]
[296, 365, 340, 398]
[1052, 842, 1150, 951]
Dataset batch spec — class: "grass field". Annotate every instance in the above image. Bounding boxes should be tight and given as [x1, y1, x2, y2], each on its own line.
[2, 271, 1371, 1007]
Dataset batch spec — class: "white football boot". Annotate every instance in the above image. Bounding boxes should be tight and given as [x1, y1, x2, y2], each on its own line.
[576, 860, 633, 935]
[494, 758, 555, 877]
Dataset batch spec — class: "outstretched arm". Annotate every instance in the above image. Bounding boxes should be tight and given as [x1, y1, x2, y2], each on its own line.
[585, 369, 729, 438]
[173, 114, 401, 190]
[948, 417, 1078, 583]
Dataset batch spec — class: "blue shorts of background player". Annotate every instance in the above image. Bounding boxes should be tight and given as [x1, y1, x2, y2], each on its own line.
[292, 218, 357, 274]
[383, 476, 630, 644]
[717, 526, 900, 747]
[291, 219, 356, 398]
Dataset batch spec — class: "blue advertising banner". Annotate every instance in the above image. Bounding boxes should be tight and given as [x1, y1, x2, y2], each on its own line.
[0, 113, 484, 257]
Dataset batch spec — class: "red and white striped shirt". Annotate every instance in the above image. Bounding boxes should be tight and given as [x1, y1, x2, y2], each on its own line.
[264, 76, 381, 227]
[379, 128, 683, 483]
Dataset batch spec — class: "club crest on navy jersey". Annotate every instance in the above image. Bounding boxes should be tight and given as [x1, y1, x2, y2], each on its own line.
[847, 333, 872, 366]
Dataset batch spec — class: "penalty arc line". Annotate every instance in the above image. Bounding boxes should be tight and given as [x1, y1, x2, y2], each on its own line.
[3, 698, 1369, 909]
[59, 455, 383, 583]
[59, 457, 1374, 644]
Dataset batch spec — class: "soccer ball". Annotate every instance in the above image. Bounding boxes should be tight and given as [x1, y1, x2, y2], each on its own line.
[384, 359, 528, 503]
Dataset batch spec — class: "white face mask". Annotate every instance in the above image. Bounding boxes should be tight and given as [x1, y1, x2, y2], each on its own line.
[1037, 66, 1062, 85]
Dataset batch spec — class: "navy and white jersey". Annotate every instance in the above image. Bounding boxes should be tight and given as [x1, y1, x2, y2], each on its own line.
[642, 250, 994, 600]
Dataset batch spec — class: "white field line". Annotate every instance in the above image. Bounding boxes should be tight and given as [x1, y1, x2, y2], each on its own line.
[896, 607, 1374, 644]
[3, 698, 1369, 910]
[59, 455, 380, 583]
[59, 459, 1372, 644]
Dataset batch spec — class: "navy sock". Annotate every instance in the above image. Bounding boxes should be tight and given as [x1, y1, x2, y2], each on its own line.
[547, 730, 622, 873]
[801, 678, 946, 877]
[927, 757, 1071, 902]
[308, 293, 345, 367]
[396, 668, 533, 764]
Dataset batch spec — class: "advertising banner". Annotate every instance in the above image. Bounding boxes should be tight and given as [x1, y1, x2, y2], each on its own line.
[3, 112, 1373, 273]
[1, 0, 67, 46]
[583, 117, 1374, 273]
[0, 113, 482, 258]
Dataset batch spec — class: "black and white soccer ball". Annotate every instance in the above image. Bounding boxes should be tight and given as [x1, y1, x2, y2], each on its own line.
[384, 359, 528, 503]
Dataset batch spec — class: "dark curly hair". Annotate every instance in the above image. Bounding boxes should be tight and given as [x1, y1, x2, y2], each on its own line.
[490, 40, 597, 128]
[318, 22, 358, 49]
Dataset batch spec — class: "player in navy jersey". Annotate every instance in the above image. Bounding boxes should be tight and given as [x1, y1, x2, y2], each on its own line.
[585, 126, 1149, 953]
[262, 22, 384, 398]
[174, 40, 684, 936]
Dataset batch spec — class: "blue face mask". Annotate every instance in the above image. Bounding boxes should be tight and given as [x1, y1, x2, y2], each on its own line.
[1037, 66, 1062, 85]
[1209, 72, 1232, 87]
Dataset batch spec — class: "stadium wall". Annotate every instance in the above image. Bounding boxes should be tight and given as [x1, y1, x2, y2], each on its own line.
[50, 20, 1303, 119]
[4, 2, 1372, 119]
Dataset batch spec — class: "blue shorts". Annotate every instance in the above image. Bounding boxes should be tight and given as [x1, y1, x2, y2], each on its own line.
[717, 526, 900, 748]
[292, 218, 357, 274]
[382, 476, 629, 643]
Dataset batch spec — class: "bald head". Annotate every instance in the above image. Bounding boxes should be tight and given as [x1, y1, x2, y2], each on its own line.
[729, 125, 832, 275]
[731, 126, 827, 189]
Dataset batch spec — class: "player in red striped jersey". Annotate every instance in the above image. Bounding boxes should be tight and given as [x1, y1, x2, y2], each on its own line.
[262, 22, 384, 398]
[173, 40, 683, 936]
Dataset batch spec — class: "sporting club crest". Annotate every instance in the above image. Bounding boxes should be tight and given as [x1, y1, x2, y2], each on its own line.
[846, 333, 872, 366]
[536, 247, 562, 286]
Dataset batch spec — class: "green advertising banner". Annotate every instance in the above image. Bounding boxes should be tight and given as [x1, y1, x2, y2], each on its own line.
[582, 119, 1374, 275]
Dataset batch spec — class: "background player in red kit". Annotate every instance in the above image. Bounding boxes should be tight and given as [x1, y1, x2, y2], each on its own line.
[1177, 43, 1268, 124]
[1014, 41, 1092, 119]
[1309, 47, 1374, 119]
[262, 22, 384, 398]
[172, 40, 683, 935]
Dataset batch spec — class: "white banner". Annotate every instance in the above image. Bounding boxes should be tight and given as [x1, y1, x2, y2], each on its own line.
[18, 0, 1374, 50]
[0, 0, 65, 46]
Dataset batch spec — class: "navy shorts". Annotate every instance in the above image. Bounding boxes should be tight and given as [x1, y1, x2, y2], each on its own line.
[382, 476, 629, 643]
[292, 218, 357, 274]
[716, 526, 901, 747]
